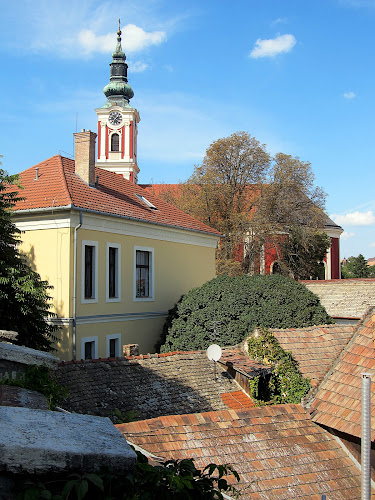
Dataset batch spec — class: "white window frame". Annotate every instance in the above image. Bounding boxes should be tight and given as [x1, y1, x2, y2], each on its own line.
[81, 240, 98, 304]
[106, 333, 122, 358]
[81, 336, 98, 360]
[133, 246, 154, 302]
[106, 243, 121, 302]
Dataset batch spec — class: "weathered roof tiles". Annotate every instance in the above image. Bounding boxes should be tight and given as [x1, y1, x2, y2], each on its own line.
[117, 404, 364, 499]
[56, 350, 260, 420]
[310, 308, 375, 439]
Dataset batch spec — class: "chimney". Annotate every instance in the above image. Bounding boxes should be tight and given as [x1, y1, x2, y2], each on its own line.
[74, 129, 97, 187]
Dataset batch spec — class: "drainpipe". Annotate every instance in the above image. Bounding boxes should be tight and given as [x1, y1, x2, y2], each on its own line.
[361, 373, 372, 500]
[72, 211, 82, 360]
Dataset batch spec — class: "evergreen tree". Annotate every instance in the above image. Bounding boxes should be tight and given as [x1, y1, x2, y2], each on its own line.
[341, 254, 371, 279]
[0, 162, 56, 351]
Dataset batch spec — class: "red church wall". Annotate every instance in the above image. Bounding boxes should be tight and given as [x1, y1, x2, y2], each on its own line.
[331, 237, 340, 279]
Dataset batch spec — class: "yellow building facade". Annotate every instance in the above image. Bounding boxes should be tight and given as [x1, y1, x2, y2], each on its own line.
[13, 27, 220, 360]
[14, 165, 219, 361]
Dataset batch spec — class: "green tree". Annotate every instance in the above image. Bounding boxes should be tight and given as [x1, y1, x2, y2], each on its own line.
[152, 136, 329, 277]
[0, 163, 56, 351]
[252, 152, 328, 276]
[173, 132, 271, 262]
[278, 228, 331, 280]
[157, 274, 333, 352]
[341, 254, 371, 278]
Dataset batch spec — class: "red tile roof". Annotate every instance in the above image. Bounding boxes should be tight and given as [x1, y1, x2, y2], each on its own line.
[220, 391, 255, 409]
[13, 156, 221, 236]
[310, 308, 375, 439]
[117, 404, 364, 498]
[56, 350, 261, 420]
[220, 348, 272, 377]
[269, 324, 355, 386]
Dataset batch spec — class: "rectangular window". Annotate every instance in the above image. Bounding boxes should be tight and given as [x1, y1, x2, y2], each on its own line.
[109, 338, 117, 358]
[106, 243, 121, 302]
[85, 341, 95, 359]
[82, 241, 98, 303]
[81, 336, 98, 360]
[134, 247, 154, 301]
[85, 245, 94, 299]
[106, 333, 121, 358]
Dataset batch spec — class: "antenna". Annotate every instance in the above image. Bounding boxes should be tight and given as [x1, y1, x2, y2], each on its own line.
[207, 344, 222, 380]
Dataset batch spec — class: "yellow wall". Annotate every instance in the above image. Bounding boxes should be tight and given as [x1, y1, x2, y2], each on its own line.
[76, 317, 166, 360]
[76, 229, 216, 317]
[16, 218, 217, 360]
[19, 226, 72, 318]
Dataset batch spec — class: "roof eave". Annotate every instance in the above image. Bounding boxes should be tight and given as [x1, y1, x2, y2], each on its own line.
[13, 204, 222, 239]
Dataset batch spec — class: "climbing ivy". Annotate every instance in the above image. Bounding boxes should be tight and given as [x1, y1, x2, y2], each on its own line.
[247, 329, 311, 405]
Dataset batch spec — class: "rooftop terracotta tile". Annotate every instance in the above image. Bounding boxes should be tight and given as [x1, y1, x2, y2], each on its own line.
[267, 324, 354, 385]
[13, 156, 221, 236]
[117, 404, 365, 498]
[57, 350, 259, 420]
[310, 309, 375, 439]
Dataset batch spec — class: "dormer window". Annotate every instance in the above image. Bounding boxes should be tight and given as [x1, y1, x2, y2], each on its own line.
[135, 194, 157, 210]
[111, 133, 120, 152]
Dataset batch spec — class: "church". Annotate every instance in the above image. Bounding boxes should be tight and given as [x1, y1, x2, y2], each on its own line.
[11, 25, 220, 361]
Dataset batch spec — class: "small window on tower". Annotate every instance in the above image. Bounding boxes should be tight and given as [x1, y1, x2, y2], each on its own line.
[111, 133, 120, 152]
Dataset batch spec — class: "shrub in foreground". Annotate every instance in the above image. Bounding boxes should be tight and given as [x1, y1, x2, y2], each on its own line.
[158, 274, 333, 352]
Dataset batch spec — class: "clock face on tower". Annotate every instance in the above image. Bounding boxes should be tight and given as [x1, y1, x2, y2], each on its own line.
[108, 111, 123, 126]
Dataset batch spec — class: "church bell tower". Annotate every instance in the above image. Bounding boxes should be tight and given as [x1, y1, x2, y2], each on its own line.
[95, 21, 140, 183]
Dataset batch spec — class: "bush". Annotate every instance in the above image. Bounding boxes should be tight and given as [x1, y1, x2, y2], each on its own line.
[1, 364, 67, 410]
[247, 328, 311, 404]
[158, 274, 333, 352]
[16, 452, 240, 499]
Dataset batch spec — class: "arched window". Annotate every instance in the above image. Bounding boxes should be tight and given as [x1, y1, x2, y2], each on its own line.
[111, 133, 119, 152]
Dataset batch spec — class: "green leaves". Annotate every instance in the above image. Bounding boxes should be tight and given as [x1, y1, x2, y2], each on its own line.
[1, 364, 67, 410]
[158, 274, 333, 352]
[0, 168, 56, 351]
[17, 455, 240, 500]
[247, 328, 311, 405]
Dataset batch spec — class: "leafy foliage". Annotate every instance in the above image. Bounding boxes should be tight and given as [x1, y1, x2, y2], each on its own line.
[1, 364, 67, 410]
[341, 254, 374, 279]
[247, 329, 311, 404]
[157, 274, 333, 352]
[0, 165, 56, 351]
[151, 136, 329, 276]
[16, 452, 240, 500]
[279, 228, 331, 280]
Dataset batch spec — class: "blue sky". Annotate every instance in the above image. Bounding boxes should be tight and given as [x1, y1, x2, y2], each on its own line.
[1, 0, 374, 259]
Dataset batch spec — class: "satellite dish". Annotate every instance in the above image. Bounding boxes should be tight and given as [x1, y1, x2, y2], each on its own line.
[207, 344, 222, 362]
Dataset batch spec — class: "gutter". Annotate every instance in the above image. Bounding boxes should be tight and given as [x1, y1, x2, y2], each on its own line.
[72, 210, 83, 360]
[14, 204, 222, 239]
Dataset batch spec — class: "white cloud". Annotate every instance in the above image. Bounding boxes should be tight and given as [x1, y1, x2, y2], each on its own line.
[122, 24, 167, 53]
[370, 242, 375, 248]
[341, 231, 355, 240]
[330, 210, 375, 226]
[250, 34, 296, 59]
[271, 18, 288, 25]
[343, 91, 356, 99]
[77, 24, 166, 56]
[129, 61, 149, 73]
